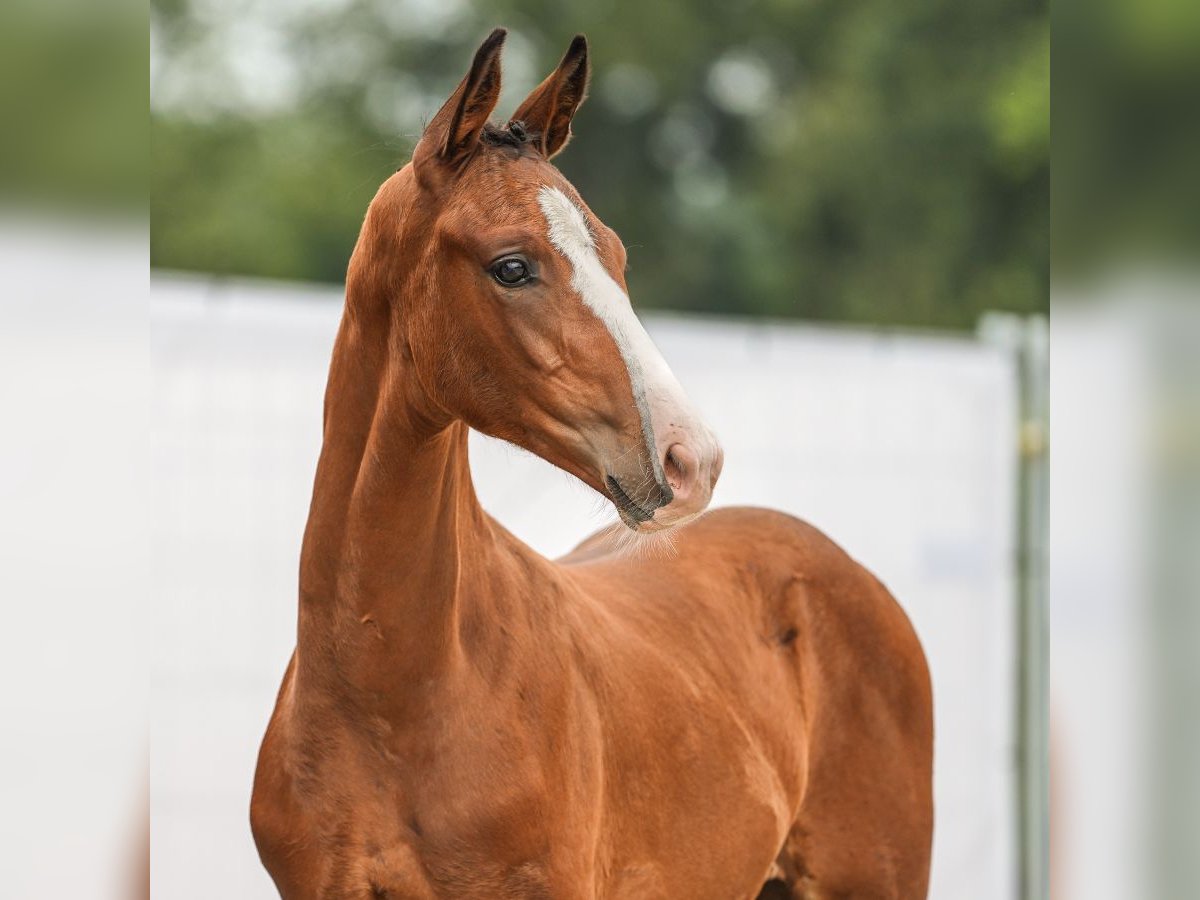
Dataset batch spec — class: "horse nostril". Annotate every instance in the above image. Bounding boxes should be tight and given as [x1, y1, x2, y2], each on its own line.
[663, 443, 703, 496]
[664, 447, 686, 491]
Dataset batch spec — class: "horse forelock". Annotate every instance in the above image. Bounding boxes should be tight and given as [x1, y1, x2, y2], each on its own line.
[480, 120, 542, 154]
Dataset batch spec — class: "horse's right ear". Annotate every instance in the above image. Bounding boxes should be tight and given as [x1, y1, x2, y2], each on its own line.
[413, 28, 506, 190]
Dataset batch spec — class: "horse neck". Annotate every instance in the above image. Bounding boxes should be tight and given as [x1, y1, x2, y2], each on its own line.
[295, 219, 505, 703]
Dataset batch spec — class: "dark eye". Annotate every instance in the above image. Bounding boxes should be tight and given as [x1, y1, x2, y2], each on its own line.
[490, 256, 532, 287]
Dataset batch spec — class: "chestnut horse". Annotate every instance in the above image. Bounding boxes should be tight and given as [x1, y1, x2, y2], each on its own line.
[251, 29, 933, 900]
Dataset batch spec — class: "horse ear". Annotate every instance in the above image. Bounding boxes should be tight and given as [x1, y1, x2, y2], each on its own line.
[510, 34, 590, 160]
[413, 28, 506, 186]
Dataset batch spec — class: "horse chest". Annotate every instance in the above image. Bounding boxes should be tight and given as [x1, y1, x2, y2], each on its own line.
[337, 787, 572, 899]
[304, 721, 590, 898]
[350, 708, 784, 900]
[256, 614, 801, 899]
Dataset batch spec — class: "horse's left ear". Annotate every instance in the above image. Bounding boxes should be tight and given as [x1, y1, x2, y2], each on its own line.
[510, 35, 590, 160]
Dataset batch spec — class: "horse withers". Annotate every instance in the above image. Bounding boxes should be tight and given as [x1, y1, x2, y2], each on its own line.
[251, 29, 934, 900]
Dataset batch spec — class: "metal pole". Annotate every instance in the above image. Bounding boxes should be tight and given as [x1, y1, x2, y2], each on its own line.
[980, 313, 1049, 900]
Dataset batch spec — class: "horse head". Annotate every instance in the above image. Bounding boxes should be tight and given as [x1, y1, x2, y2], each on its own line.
[356, 29, 722, 532]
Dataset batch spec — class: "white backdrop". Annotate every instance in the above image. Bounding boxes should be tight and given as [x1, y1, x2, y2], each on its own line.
[151, 274, 1019, 899]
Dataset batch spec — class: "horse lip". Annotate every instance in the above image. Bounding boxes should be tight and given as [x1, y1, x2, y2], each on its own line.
[604, 475, 656, 524]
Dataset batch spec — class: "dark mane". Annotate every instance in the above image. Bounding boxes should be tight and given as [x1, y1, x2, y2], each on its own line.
[481, 120, 540, 153]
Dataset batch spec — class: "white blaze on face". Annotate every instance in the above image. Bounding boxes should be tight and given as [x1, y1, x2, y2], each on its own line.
[537, 185, 702, 483]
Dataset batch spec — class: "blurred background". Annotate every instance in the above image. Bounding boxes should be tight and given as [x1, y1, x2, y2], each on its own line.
[149, 0, 1048, 328]
[1, 2, 147, 900]
[11, 0, 1200, 898]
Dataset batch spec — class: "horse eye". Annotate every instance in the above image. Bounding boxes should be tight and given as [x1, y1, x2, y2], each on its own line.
[490, 257, 532, 287]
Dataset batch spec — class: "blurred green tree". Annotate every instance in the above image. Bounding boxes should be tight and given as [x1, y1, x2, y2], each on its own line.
[151, 0, 1047, 329]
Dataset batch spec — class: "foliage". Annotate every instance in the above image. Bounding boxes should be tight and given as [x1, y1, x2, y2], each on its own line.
[1, 1, 144, 211]
[1053, 0, 1200, 273]
[151, 0, 1048, 329]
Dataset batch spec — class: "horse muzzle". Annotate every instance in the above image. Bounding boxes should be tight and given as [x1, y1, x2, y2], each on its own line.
[605, 430, 723, 532]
